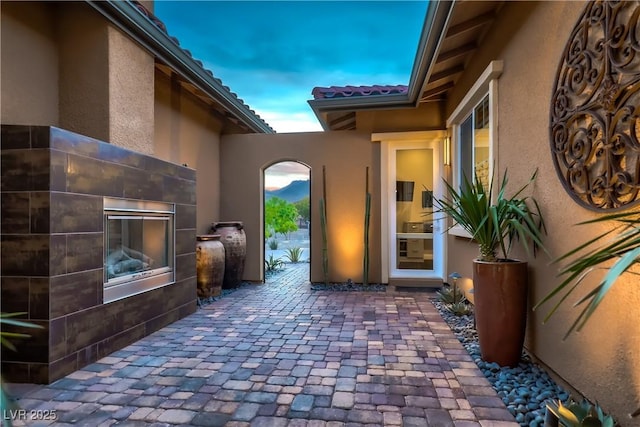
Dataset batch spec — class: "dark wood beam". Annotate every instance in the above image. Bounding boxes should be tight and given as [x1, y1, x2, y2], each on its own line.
[328, 111, 356, 128]
[436, 42, 477, 64]
[421, 82, 455, 100]
[446, 10, 496, 38]
[334, 120, 356, 131]
[428, 64, 465, 84]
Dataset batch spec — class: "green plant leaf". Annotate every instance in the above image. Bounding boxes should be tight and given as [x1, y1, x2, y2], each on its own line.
[580, 417, 602, 427]
[535, 211, 640, 337]
[433, 168, 546, 262]
[557, 401, 581, 426]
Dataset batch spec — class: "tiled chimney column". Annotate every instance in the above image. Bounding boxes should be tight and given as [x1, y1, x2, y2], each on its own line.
[0, 125, 196, 383]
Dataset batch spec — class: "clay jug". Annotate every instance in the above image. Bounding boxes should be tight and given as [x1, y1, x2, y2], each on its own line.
[210, 222, 246, 288]
[196, 235, 225, 298]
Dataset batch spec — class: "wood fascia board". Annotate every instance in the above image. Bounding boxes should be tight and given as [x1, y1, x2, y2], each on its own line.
[407, 1, 455, 103]
[371, 130, 447, 142]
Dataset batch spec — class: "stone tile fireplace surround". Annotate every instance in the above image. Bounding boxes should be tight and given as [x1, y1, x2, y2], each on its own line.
[1, 125, 197, 383]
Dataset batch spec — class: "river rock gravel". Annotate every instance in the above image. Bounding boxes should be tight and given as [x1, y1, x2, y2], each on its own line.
[433, 300, 570, 427]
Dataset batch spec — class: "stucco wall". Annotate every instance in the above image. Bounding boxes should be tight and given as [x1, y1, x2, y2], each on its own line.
[357, 101, 445, 133]
[220, 131, 381, 284]
[445, 2, 640, 423]
[107, 26, 155, 154]
[1, 2, 59, 126]
[2, 2, 155, 155]
[154, 70, 224, 234]
[58, 3, 110, 142]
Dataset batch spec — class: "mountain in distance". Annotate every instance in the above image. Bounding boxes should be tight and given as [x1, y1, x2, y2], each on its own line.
[265, 180, 309, 203]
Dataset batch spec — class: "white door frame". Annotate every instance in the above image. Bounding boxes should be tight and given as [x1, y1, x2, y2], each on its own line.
[373, 131, 447, 284]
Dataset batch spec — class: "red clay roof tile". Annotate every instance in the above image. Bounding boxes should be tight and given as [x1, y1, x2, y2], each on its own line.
[130, 1, 271, 130]
[311, 85, 408, 99]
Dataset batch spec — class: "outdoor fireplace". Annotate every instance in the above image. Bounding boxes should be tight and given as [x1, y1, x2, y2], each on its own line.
[104, 198, 175, 303]
[1, 125, 196, 384]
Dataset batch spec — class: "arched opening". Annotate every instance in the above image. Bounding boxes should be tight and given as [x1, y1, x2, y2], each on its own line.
[263, 160, 311, 281]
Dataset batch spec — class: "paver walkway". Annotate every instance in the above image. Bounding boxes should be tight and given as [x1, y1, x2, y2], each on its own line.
[5, 264, 517, 427]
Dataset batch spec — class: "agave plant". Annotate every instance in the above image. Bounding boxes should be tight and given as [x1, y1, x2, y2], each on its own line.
[546, 399, 615, 427]
[284, 247, 304, 263]
[534, 211, 640, 338]
[264, 254, 284, 272]
[435, 169, 547, 261]
[446, 299, 472, 316]
[437, 285, 465, 305]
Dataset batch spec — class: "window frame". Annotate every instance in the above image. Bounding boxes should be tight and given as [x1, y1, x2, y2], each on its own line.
[446, 60, 503, 238]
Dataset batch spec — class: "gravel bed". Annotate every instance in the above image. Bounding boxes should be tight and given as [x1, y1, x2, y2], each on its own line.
[433, 300, 570, 427]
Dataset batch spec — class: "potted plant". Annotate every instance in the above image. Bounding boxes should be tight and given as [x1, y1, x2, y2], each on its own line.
[435, 170, 546, 366]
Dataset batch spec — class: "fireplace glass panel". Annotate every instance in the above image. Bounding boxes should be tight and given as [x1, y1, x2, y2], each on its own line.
[103, 198, 175, 303]
[105, 215, 171, 281]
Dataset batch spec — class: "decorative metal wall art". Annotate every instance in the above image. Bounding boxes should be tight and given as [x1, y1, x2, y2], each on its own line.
[550, 0, 640, 211]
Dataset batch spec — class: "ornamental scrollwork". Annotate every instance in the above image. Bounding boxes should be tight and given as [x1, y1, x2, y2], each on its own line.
[550, 0, 640, 211]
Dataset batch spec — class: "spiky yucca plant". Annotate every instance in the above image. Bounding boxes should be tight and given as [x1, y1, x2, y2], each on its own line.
[435, 170, 547, 262]
[1, 313, 43, 427]
[535, 211, 640, 338]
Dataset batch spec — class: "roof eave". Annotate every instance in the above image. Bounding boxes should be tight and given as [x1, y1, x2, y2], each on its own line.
[309, 0, 454, 129]
[308, 94, 413, 131]
[406, 0, 455, 102]
[86, 0, 275, 134]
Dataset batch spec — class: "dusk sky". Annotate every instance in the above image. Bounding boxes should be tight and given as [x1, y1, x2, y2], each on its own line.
[154, 1, 428, 134]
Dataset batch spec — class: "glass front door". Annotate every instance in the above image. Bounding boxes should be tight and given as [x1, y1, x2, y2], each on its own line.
[395, 148, 435, 272]
[379, 134, 445, 283]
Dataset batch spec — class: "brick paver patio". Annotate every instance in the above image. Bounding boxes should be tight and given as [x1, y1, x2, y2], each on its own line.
[5, 264, 517, 427]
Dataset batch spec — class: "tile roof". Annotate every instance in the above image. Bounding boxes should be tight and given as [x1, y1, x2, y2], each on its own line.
[311, 85, 409, 99]
[130, 1, 272, 132]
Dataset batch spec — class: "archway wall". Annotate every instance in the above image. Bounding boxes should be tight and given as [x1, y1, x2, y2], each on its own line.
[220, 131, 381, 284]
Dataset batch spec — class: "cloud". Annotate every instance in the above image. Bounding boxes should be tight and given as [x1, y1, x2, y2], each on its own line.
[154, 1, 428, 132]
[258, 110, 323, 133]
[264, 160, 311, 189]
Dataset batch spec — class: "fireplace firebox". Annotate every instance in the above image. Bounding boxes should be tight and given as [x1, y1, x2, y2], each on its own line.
[104, 198, 175, 303]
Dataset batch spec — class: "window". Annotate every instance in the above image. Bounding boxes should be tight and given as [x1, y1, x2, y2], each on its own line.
[446, 60, 503, 238]
[458, 95, 490, 190]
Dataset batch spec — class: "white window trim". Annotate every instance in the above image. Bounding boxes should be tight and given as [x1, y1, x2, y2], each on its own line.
[446, 60, 503, 239]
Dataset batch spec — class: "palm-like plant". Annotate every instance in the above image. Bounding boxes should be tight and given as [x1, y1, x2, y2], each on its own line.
[534, 211, 640, 338]
[436, 170, 547, 261]
[1, 313, 43, 427]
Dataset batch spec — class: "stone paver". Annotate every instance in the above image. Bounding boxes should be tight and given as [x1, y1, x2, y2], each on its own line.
[5, 264, 517, 426]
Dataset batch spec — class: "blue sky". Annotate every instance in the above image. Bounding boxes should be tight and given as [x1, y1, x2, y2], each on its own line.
[154, 1, 428, 133]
